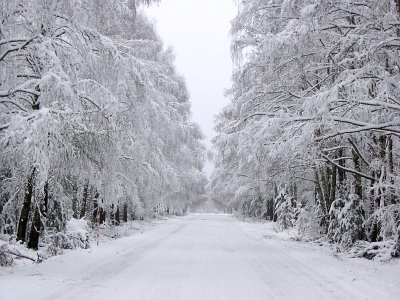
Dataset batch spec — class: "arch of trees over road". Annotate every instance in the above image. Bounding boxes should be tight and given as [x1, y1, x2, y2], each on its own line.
[0, 0, 400, 261]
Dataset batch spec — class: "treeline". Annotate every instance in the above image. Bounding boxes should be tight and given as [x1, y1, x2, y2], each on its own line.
[0, 0, 206, 251]
[211, 0, 400, 258]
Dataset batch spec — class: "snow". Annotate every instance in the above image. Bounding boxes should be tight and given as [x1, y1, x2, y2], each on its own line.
[65, 218, 89, 236]
[1, 214, 399, 300]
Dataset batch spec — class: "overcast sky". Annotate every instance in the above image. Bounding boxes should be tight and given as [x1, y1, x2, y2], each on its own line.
[145, 0, 237, 176]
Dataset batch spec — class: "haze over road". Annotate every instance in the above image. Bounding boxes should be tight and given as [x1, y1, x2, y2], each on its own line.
[2, 214, 398, 300]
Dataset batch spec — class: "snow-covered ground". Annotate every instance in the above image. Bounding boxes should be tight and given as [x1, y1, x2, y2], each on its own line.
[1, 214, 399, 300]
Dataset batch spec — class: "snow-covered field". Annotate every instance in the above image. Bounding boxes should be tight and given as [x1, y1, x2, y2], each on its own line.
[1, 214, 399, 300]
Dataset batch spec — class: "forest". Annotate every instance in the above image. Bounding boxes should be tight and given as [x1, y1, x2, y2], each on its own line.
[1, 1, 399, 299]
[0, 0, 207, 255]
[211, 0, 400, 259]
[1, 0, 400, 267]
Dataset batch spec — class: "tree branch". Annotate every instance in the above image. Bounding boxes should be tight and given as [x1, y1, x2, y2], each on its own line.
[321, 153, 375, 181]
[0, 99, 28, 112]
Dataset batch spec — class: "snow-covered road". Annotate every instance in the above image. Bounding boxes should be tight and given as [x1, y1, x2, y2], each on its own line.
[1, 214, 399, 300]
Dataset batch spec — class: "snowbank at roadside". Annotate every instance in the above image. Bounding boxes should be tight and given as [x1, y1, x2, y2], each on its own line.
[0, 217, 167, 269]
[236, 216, 400, 262]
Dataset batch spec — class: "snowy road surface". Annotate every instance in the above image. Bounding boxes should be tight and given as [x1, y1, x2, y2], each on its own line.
[1, 214, 399, 300]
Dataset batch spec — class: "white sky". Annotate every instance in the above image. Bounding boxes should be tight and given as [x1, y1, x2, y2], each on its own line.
[145, 0, 237, 176]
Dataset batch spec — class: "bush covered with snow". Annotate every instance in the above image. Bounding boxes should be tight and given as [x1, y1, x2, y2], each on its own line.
[328, 195, 365, 248]
[365, 204, 400, 242]
[274, 187, 300, 230]
[0, 245, 14, 267]
[363, 204, 400, 259]
[296, 205, 325, 240]
[392, 225, 400, 258]
[45, 218, 89, 256]
[0, 239, 42, 266]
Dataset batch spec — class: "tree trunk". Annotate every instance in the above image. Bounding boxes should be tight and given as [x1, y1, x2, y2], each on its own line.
[72, 182, 79, 219]
[100, 207, 106, 224]
[324, 167, 333, 209]
[379, 135, 387, 206]
[115, 206, 120, 225]
[352, 149, 362, 200]
[267, 198, 274, 221]
[0, 27, 5, 86]
[27, 182, 48, 250]
[27, 205, 41, 250]
[388, 136, 396, 204]
[43, 182, 48, 216]
[292, 182, 298, 200]
[397, 0, 400, 17]
[329, 165, 337, 204]
[369, 172, 376, 213]
[388, 135, 394, 174]
[110, 204, 115, 225]
[128, 0, 137, 16]
[17, 170, 35, 243]
[80, 181, 89, 219]
[337, 148, 346, 185]
[315, 169, 324, 210]
[123, 203, 128, 223]
[273, 183, 278, 222]
[318, 167, 329, 214]
[92, 193, 100, 224]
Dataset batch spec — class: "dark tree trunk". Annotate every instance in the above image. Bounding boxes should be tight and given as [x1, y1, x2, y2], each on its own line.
[72, 182, 79, 219]
[352, 149, 362, 200]
[315, 169, 324, 209]
[93, 196, 106, 225]
[92, 193, 99, 223]
[337, 148, 346, 185]
[379, 135, 387, 206]
[388, 136, 396, 204]
[17, 170, 35, 243]
[110, 204, 115, 225]
[388, 135, 394, 174]
[318, 167, 329, 214]
[370, 134, 386, 209]
[100, 208, 106, 224]
[27, 205, 41, 250]
[115, 206, 120, 225]
[80, 181, 89, 219]
[267, 198, 274, 221]
[27, 182, 48, 250]
[370, 172, 376, 212]
[123, 203, 128, 223]
[273, 183, 278, 222]
[379, 135, 386, 160]
[329, 166, 337, 204]
[325, 167, 333, 208]
[0, 28, 4, 85]
[397, 0, 400, 17]
[43, 182, 48, 216]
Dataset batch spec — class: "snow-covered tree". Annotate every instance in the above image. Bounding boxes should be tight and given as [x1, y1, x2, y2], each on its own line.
[212, 0, 400, 257]
[0, 0, 206, 251]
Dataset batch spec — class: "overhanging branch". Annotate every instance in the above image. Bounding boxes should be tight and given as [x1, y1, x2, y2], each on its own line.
[321, 153, 375, 181]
